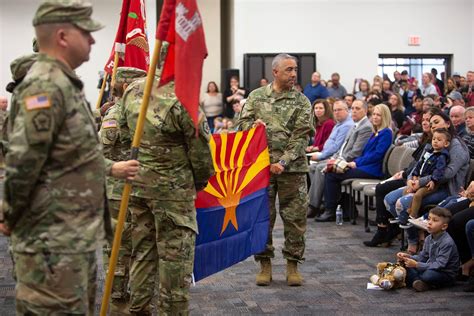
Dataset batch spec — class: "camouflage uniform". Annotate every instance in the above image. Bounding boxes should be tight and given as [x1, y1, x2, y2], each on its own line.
[99, 67, 146, 308]
[3, 53, 38, 155]
[119, 77, 213, 315]
[2, 1, 110, 315]
[1, 53, 38, 282]
[237, 83, 312, 262]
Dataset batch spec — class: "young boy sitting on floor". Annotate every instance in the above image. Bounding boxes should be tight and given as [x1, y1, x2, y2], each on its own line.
[397, 207, 460, 292]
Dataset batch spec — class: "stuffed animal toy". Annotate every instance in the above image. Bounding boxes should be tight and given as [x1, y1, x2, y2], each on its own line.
[370, 262, 407, 290]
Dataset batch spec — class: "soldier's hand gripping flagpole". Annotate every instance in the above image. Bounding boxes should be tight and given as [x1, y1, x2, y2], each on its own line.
[100, 39, 161, 316]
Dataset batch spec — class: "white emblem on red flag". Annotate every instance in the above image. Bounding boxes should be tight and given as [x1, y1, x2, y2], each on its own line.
[175, 2, 202, 42]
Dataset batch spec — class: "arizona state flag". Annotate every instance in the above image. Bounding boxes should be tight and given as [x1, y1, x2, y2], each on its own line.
[104, 0, 150, 74]
[194, 125, 271, 281]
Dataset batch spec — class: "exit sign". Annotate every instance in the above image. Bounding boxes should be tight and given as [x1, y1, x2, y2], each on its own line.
[408, 36, 420, 46]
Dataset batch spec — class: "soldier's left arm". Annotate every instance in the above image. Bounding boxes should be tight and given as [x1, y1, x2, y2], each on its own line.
[280, 95, 312, 163]
[4, 87, 63, 229]
[178, 105, 214, 191]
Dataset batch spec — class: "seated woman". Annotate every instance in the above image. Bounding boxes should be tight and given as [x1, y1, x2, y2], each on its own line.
[462, 106, 474, 158]
[384, 108, 470, 254]
[306, 99, 336, 153]
[316, 104, 393, 222]
[388, 93, 405, 129]
[364, 110, 433, 247]
[353, 79, 371, 100]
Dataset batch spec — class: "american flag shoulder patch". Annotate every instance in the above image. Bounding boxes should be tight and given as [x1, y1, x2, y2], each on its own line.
[102, 120, 117, 129]
[24, 94, 51, 111]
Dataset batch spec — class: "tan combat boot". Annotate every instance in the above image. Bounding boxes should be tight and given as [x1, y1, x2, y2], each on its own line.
[286, 260, 303, 286]
[255, 259, 272, 286]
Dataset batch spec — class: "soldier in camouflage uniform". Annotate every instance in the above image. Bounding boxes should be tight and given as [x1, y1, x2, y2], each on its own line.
[119, 70, 214, 315]
[237, 53, 312, 286]
[99, 67, 146, 314]
[0, 96, 7, 168]
[1, 53, 39, 282]
[3, 54, 39, 153]
[0, 1, 139, 314]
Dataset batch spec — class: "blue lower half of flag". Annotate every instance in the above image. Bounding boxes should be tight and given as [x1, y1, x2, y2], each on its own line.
[193, 187, 270, 282]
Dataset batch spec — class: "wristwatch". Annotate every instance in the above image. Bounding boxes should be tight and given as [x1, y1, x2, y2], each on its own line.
[278, 159, 287, 167]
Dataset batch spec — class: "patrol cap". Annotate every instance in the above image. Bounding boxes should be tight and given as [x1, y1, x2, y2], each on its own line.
[115, 67, 147, 85]
[32, 0, 104, 32]
[10, 54, 38, 81]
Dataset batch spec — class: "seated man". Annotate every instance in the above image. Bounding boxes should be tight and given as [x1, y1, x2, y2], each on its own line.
[307, 100, 371, 218]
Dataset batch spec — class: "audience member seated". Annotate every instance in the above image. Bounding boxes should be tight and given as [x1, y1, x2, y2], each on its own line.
[398, 95, 423, 136]
[309, 100, 354, 162]
[431, 68, 444, 96]
[366, 93, 383, 117]
[223, 75, 246, 118]
[259, 78, 269, 87]
[307, 100, 372, 218]
[403, 78, 422, 114]
[397, 207, 459, 292]
[373, 75, 383, 87]
[381, 79, 394, 102]
[306, 99, 335, 153]
[303, 72, 329, 105]
[421, 72, 439, 97]
[453, 72, 462, 89]
[344, 94, 355, 110]
[462, 107, 474, 158]
[364, 110, 433, 247]
[422, 97, 434, 112]
[392, 71, 402, 94]
[397, 111, 431, 148]
[459, 70, 473, 107]
[450, 105, 466, 137]
[316, 104, 393, 222]
[446, 91, 466, 113]
[353, 78, 371, 100]
[388, 93, 405, 129]
[384, 109, 470, 254]
[201, 81, 223, 132]
[327, 72, 347, 99]
[445, 77, 458, 96]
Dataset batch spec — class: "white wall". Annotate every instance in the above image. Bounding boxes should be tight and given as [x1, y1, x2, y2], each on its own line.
[232, 0, 474, 90]
[199, 0, 221, 94]
[2, 0, 472, 106]
[0, 0, 219, 107]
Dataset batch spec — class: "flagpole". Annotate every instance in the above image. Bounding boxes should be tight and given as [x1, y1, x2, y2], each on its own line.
[95, 72, 109, 109]
[109, 49, 121, 97]
[100, 39, 162, 316]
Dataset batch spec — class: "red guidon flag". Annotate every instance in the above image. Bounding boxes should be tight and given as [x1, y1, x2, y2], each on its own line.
[156, 0, 208, 129]
[104, 0, 150, 74]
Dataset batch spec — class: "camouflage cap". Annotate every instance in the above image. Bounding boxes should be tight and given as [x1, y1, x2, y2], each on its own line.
[10, 54, 38, 81]
[32, 0, 104, 32]
[115, 67, 147, 85]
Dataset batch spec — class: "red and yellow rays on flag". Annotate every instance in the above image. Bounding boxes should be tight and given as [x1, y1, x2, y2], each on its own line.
[196, 125, 270, 235]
